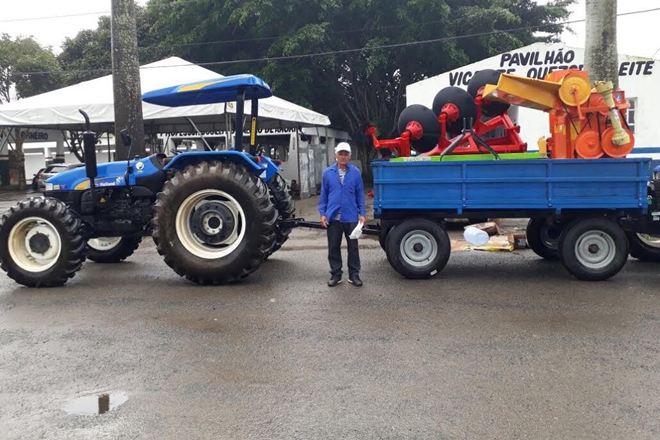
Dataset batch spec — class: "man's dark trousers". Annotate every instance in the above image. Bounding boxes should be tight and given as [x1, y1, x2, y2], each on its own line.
[327, 220, 360, 278]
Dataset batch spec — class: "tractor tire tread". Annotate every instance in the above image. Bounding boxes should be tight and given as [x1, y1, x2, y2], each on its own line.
[265, 173, 295, 257]
[0, 196, 86, 287]
[152, 161, 276, 285]
[86, 236, 143, 263]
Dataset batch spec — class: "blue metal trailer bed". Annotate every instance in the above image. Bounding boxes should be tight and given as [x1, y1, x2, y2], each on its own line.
[372, 157, 660, 282]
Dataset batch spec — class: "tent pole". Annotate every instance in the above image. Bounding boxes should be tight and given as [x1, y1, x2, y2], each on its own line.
[185, 117, 212, 151]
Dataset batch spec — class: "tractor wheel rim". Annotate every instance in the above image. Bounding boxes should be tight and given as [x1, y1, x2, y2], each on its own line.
[636, 233, 660, 249]
[175, 189, 246, 259]
[8, 217, 62, 272]
[575, 231, 616, 269]
[400, 231, 437, 268]
[88, 237, 122, 251]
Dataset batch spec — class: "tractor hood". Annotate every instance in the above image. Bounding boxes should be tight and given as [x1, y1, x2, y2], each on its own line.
[45, 158, 146, 191]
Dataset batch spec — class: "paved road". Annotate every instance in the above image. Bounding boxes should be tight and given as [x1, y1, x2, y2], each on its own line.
[1, 231, 660, 439]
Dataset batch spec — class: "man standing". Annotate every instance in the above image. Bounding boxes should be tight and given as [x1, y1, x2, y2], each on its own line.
[319, 142, 366, 287]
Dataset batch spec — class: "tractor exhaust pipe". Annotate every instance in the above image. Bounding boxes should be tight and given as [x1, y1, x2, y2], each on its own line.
[79, 109, 99, 208]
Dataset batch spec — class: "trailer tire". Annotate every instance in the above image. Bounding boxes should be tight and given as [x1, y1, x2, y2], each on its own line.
[526, 218, 571, 260]
[626, 231, 660, 262]
[86, 235, 142, 263]
[265, 173, 295, 258]
[386, 218, 450, 279]
[558, 217, 628, 281]
[0, 196, 86, 287]
[152, 161, 277, 285]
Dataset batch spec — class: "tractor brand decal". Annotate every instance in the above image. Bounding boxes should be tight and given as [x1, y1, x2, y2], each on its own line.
[449, 48, 656, 86]
[136, 161, 145, 172]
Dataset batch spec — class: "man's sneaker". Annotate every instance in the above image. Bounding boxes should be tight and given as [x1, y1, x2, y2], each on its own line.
[348, 274, 363, 287]
[328, 276, 342, 287]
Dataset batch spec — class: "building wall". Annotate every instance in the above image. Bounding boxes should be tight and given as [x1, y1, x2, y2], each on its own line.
[406, 43, 659, 159]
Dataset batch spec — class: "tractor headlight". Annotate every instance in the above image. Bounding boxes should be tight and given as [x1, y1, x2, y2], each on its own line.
[44, 182, 54, 191]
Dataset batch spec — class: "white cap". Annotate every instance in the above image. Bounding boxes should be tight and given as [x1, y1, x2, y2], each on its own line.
[335, 142, 351, 154]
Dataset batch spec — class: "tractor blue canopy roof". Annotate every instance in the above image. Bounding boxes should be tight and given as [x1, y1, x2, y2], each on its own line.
[141, 74, 273, 107]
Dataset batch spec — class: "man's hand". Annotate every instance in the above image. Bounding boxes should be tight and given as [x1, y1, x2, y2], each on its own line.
[359, 215, 366, 225]
[321, 216, 328, 228]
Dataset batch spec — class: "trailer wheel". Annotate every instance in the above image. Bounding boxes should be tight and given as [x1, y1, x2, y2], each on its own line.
[386, 218, 450, 279]
[265, 173, 295, 258]
[152, 161, 276, 285]
[558, 218, 628, 281]
[526, 218, 572, 260]
[0, 196, 86, 287]
[626, 231, 660, 262]
[86, 236, 142, 263]
[378, 223, 392, 251]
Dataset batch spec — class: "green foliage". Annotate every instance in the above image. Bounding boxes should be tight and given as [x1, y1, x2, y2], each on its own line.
[58, 6, 161, 86]
[0, 34, 61, 103]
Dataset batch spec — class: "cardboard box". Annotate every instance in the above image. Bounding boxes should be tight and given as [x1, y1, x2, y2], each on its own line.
[508, 233, 528, 249]
[466, 221, 500, 236]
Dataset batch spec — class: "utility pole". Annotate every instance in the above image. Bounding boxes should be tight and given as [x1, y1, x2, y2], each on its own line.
[584, 0, 619, 88]
[111, 0, 145, 160]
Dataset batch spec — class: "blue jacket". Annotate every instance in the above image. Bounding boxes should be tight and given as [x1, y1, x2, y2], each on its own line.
[318, 162, 366, 223]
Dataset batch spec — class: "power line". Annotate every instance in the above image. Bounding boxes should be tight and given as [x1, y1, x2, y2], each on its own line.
[0, 0, 207, 23]
[131, 5, 660, 55]
[13, 6, 660, 76]
[0, 11, 108, 23]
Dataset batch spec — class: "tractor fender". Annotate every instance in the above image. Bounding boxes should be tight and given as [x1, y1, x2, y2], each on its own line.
[163, 151, 280, 182]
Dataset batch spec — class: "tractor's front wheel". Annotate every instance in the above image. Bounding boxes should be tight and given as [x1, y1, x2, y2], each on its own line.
[86, 236, 142, 263]
[0, 197, 86, 287]
[152, 161, 277, 285]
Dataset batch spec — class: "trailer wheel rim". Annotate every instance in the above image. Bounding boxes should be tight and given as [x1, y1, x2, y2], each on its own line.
[540, 224, 562, 250]
[636, 233, 660, 249]
[400, 231, 438, 268]
[7, 217, 62, 272]
[87, 237, 122, 251]
[575, 231, 616, 269]
[175, 189, 246, 259]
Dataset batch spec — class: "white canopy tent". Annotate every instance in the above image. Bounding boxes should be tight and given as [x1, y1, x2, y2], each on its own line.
[0, 57, 331, 134]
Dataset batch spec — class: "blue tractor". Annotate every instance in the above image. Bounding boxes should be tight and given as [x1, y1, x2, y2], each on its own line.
[0, 75, 295, 287]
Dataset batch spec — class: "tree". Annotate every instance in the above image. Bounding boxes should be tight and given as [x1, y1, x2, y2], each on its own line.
[58, 7, 160, 87]
[0, 34, 61, 103]
[584, 0, 618, 88]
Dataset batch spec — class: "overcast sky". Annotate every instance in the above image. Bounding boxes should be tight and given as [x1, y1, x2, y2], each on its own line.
[2, 0, 659, 59]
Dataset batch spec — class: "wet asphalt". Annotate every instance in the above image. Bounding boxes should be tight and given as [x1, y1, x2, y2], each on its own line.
[1, 233, 660, 439]
[1, 190, 660, 439]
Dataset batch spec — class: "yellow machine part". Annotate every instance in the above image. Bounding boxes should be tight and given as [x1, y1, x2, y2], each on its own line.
[482, 72, 592, 112]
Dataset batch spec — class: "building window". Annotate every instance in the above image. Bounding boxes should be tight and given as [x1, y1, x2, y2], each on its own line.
[626, 98, 636, 133]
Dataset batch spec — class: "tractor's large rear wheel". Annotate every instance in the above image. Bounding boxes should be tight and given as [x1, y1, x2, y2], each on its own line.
[265, 173, 295, 258]
[86, 235, 142, 263]
[152, 161, 277, 285]
[0, 196, 86, 287]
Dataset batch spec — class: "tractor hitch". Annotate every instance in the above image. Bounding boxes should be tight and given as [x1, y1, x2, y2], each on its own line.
[282, 218, 380, 236]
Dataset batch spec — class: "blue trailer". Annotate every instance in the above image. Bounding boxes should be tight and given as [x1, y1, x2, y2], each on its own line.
[370, 156, 660, 281]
